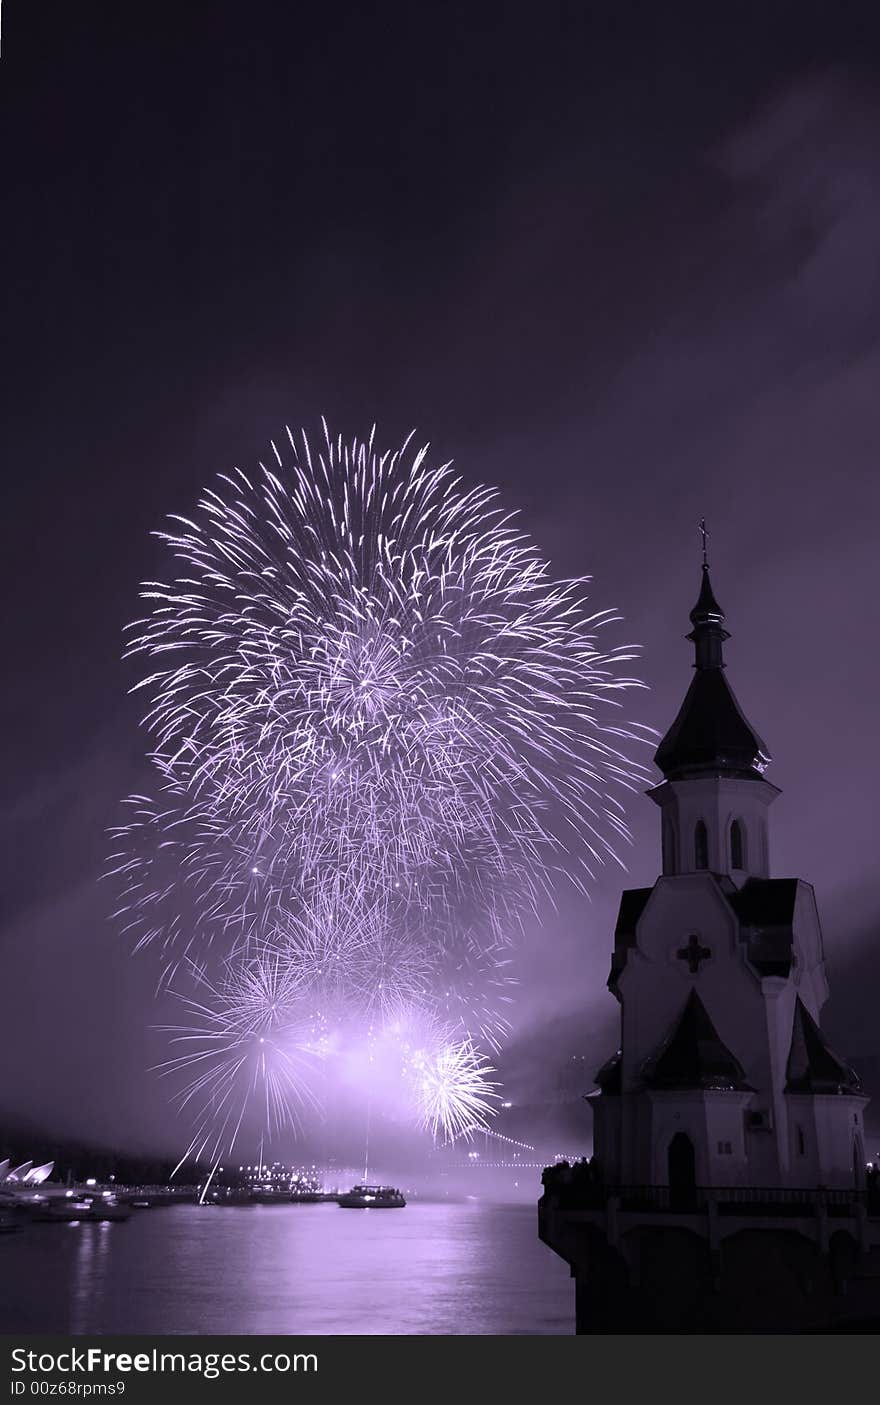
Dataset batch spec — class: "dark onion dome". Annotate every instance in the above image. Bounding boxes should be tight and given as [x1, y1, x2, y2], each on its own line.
[785, 998, 862, 1094]
[654, 564, 771, 781]
[642, 989, 752, 1091]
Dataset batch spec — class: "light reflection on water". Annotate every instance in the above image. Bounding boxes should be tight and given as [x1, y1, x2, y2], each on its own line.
[69, 1219, 113, 1335]
[2, 1202, 573, 1335]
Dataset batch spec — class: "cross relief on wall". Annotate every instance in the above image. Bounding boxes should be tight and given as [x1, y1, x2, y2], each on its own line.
[676, 933, 711, 974]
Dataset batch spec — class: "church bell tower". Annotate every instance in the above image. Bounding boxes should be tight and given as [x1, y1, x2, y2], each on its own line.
[651, 531, 775, 886]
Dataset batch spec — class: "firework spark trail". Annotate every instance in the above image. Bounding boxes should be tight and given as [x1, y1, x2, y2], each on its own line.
[156, 958, 323, 1165]
[408, 1036, 501, 1145]
[111, 423, 652, 1151]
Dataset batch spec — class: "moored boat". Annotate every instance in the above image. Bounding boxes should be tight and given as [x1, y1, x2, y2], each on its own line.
[32, 1195, 130, 1224]
[337, 1184, 405, 1208]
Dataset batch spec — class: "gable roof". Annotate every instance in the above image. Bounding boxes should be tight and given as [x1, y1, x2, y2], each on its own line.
[642, 989, 752, 1091]
[785, 997, 862, 1094]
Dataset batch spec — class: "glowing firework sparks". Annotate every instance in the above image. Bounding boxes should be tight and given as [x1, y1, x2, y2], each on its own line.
[120, 423, 650, 953]
[110, 422, 651, 1154]
[409, 1036, 501, 1145]
[158, 956, 322, 1170]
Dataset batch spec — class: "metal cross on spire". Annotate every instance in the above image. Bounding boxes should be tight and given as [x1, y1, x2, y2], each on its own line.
[699, 517, 709, 569]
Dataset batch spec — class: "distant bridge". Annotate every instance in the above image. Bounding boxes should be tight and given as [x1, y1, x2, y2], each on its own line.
[442, 1160, 546, 1171]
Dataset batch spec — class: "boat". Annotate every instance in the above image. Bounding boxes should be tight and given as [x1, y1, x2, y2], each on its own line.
[200, 1189, 256, 1206]
[33, 1198, 95, 1223]
[337, 1184, 406, 1208]
[33, 1195, 130, 1224]
[87, 1197, 131, 1222]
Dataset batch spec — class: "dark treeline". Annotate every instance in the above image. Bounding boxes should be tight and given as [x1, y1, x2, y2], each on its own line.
[0, 1119, 203, 1183]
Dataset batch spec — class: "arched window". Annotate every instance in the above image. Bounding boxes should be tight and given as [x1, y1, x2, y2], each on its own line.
[668, 1132, 697, 1209]
[694, 820, 709, 871]
[730, 819, 745, 870]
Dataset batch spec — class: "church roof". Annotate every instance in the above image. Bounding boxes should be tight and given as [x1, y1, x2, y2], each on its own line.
[593, 1051, 622, 1095]
[642, 989, 752, 1091]
[615, 888, 653, 938]
[728, 877, 800, 977]
[654, 563, 771, 781]
[608, 888, 652, 991]
[730, 878, 799, 926]
[654, 668, 771, 780]
[785, 998, 862, 1095]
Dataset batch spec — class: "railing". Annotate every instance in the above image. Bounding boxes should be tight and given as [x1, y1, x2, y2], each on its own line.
[541, 1175, 877, 1216]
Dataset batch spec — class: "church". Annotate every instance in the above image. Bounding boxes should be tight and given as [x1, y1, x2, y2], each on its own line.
[539, 540, 880, 1333]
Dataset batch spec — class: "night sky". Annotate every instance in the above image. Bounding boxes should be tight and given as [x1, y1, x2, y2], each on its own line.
[3, 1, 879, 1153]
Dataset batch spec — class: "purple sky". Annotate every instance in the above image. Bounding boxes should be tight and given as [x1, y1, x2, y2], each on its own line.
[2, 2, 879, 1153]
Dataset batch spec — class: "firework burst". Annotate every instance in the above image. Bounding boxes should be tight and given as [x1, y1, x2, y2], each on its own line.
[122, 424, 649, 945]
[112, 422, 650, 1154]
[158, 956, 322, 1171]
[408, 1036, 501, 1145]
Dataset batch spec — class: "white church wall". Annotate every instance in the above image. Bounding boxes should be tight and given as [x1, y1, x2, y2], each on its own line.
[785, 1095, 821, 1187]
[789, 883, 828, 1016]
[812, 1096, 869, 1189]
[648, 1093, 712, 1187]
[590, 1095, 622, 1183]
[702, 1093, 753, 1186]
[644, 1091, 752, 1188]
[759, 977, 798, 1183]
[619, 1092, 651, 1183]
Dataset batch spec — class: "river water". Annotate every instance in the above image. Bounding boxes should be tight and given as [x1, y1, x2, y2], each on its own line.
[1, 1201, 573, 1335]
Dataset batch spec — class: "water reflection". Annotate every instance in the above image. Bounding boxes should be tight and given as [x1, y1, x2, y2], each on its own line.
[4, 1202, 572, 1335]
[70, 1222, 113, 1335]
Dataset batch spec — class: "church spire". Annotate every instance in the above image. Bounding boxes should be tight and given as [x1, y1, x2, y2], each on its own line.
[687, 520, 729, 671]
[653, 526, 771, 781]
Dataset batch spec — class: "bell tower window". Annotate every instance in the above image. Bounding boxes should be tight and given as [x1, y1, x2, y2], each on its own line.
[694, 820, 709, 871]
[730, 819, 745, 871]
